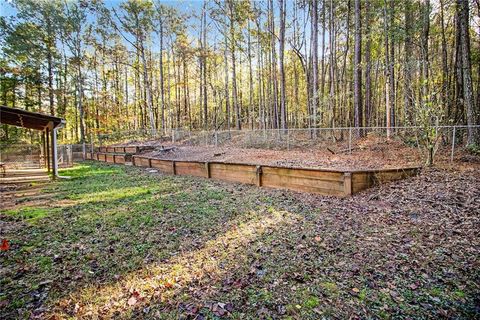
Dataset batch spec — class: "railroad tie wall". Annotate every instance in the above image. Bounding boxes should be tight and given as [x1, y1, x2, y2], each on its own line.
[133, 156, 151, 168]
[209, 163, 257, 185]
[150, 159, 175, 174]
[261, 167, 346, 197]
[113, 154, 126, 164]
[97, 153, 107, 162]
[124, 146, 139, 154]
[130, 155, 418, 197]
[105, 154, 115, 163]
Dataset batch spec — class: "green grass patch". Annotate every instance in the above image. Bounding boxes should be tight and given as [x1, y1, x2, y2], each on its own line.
[4, 207, 55, 223]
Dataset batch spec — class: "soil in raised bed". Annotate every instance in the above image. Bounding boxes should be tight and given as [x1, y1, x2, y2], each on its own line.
[114, 135, 480, 170]
[139, 141, 423, 170]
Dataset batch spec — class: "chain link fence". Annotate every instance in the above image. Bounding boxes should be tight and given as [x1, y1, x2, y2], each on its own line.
[0, 144, 42, 169]
[78, 125, 480, 166]
[0, 143, 86, 169]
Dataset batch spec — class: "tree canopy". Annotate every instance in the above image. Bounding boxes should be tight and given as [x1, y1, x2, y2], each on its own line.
[1, 0, 479, 145]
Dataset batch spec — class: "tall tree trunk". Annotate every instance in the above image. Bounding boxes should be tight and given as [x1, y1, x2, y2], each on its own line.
[329, 0, 336, 129]
[255, 9, 265, 130]
[311, 0, 319, 134]
[247, 19, 254, 129]
[384, 0, 396, 133]
[167, 46, 173, 130]
[404, 0, 414, 125]
[158, 12, 166, 135]
[457, 0, 479, 144]
[420, 0, 431, 108]
[46, 17, 55, 116]
[229, 1, 241, 130]
[202, 0, 208, 130]
[269, 0, 279, 129]
[365, 0, 372, 127]
[125, 64, 129, 130]
[77, 64, 85, 143]
[224, 35, 231, 130]
[279, 0, 287, 130]
[320, 0, 326, 122]
[384, 3, 392, 138]
[354, 0, 363, 135]
[140, 42, 156, 136]
[440, 0, 450, 120]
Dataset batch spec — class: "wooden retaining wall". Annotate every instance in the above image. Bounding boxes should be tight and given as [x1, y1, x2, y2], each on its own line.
[97, 146, 154, 154]
[92, 153, 131, 164]
[210, 163, 257, 185]
[128, 155, 420, 197]
[261, 167, 345, 197]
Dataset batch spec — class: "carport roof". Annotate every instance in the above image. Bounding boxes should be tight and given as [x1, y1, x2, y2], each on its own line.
[0, 105, 65, 131]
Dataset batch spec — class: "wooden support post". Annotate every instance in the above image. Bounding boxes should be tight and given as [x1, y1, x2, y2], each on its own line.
[344, 172, 352, 196]
[205, 162, 211, 178]
[68, 145, 73, 165]
[46, 128, 51, 173]
[51, 127, 58, 179]
[42, 131, 47, 168]
[256, 165, 262, 187]
[172, 161, 176, 175]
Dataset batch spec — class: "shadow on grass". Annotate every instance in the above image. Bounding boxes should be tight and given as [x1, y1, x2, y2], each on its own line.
[1, 163, 283, 318]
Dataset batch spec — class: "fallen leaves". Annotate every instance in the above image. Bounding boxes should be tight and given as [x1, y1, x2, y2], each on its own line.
[127, 296, 137, 306]
[1, 163, 479, 319]
[0, 239, 10, 251]
[178, 301, 234, 318]
[127, 290, 142, 306]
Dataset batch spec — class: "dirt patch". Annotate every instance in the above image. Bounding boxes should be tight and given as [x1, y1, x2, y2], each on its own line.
[114, 134, 478, 171]
[142, 142, 416, 170]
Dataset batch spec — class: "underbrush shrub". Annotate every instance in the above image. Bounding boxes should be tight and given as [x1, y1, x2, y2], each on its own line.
[466, 144, 480, 155]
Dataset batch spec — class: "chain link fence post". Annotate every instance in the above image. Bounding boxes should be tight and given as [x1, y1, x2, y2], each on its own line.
[451, 126, 456, 162]
[349, 127, 352, 154]
[287, 129, 290, 151]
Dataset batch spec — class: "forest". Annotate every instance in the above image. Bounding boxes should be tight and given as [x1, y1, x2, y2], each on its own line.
[0, 0, 479, 145]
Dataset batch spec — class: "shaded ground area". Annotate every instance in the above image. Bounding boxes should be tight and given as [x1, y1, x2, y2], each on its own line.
[1, 167, 51, 212]
[0, 163, 479, 319]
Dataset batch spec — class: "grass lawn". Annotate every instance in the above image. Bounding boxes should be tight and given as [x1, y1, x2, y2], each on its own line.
[1, 162, 479, 319]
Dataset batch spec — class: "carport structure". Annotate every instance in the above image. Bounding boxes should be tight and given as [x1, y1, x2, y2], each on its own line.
[0, 105, 65, 178]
